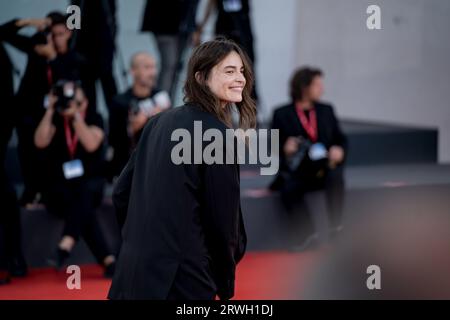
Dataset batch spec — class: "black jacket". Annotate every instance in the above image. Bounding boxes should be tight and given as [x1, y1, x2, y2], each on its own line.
[108, 103, 247, 300]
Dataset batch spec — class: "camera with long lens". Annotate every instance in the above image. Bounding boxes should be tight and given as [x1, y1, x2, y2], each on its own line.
[288, 138, 312, 172]
[52, 80, 78, 113]
[129, 98, 153, 116]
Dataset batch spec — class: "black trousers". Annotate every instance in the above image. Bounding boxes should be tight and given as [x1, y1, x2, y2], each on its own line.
[82, 48, 118, 113]
[16, 115, 46, 204]
[280, 165, 346, 240]
[0, 127, 23, 271]
[42, 177, 112, 263]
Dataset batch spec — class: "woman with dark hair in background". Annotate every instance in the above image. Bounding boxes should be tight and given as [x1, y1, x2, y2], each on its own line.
[108, 38, 256, 300]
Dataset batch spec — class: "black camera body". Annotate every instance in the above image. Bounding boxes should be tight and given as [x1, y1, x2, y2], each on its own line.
[52, 80, 77, 113]
[288, 137, 328, 177]
[32, 28, 51, 46]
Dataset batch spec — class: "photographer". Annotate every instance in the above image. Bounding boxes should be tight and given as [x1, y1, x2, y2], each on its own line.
[1, 12, 89, 206]
[34, 81, 116, 277]
[108, 52, 171, 180]
[271, 67, 347, 249]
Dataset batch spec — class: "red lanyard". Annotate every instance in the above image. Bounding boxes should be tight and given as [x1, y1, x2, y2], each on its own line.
[295, 103, 318, 142]
[63, 113, 85, 159]
[46, 65, 53, 86]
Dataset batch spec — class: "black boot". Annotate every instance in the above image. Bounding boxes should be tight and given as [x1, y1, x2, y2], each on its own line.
[8, 254, 28, 277]
[103, 261, 116, 279]
[48, 248, 71, 270]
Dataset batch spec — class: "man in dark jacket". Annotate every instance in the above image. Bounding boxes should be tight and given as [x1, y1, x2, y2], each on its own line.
[108, 52, 170, 180]
[2, 13, 88, 205]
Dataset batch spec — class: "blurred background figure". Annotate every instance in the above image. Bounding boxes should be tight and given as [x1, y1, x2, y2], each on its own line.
[194, 0, 257, 101]
[141, 0, 200, 100]
[108, 52, 171, 181]
[1, 12, 88, 207]
[71, 0, 118, 112]
[34, 82, 116, 278]
[270, 67, 347, 250]
[0, 20, 26, 283]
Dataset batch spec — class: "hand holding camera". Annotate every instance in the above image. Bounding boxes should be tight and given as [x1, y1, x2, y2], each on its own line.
[284, 136, 302, 157]
[128, 92, 170, 135]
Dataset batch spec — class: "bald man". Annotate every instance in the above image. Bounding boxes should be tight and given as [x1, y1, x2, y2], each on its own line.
[108, 52, 171, 180]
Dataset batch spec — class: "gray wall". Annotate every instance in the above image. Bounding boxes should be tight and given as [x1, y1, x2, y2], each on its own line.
[1, 0, 449, 162]
[293, 0, 450, 163]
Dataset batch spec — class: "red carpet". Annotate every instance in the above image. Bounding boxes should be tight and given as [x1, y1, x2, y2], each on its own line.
[0, 251, 320, 300]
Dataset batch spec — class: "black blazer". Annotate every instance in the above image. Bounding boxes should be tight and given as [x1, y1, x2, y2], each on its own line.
[108, 103, 247, 300]
[271, 101, 347, 180]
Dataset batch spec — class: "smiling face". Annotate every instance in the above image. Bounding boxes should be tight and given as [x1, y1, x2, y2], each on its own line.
[205, 51, 246, 107]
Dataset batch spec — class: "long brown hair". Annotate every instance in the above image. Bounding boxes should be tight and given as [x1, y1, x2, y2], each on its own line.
[183, 38, 257, 130]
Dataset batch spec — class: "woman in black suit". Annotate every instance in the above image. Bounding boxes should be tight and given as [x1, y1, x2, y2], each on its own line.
[108, 39, 256, 300]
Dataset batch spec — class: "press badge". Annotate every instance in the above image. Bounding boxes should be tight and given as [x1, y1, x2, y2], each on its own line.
[223, 0, 242, 12]
[309, 143, 328, 161]
[62, 159, 84, 179]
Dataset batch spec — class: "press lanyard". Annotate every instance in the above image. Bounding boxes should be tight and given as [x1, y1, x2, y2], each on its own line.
[63, 113, 85, 159]
[295, 103, 318, 142]
[46, 65, 53, 86]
